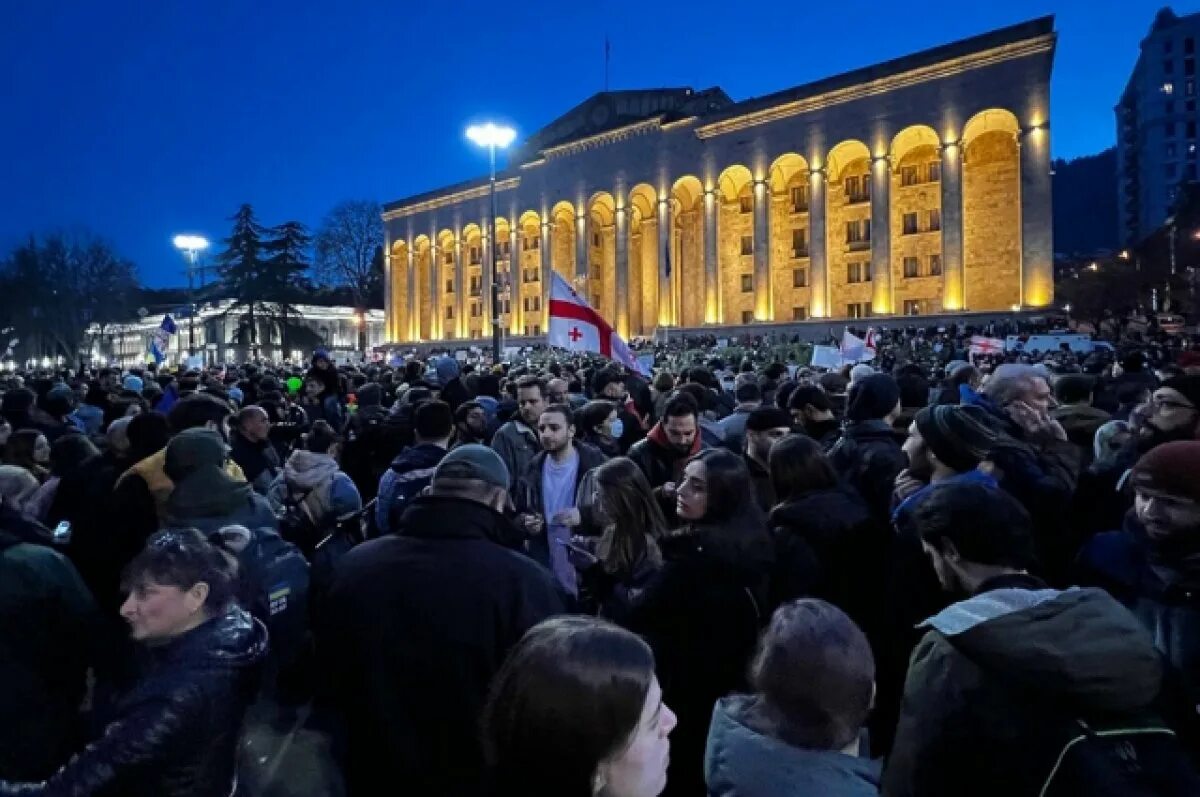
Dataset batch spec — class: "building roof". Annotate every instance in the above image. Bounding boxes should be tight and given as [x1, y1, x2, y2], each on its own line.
[383, 15, 1055, 215]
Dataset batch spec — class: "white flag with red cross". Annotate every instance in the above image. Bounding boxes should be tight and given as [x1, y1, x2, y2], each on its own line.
[547, 272, 641, 373]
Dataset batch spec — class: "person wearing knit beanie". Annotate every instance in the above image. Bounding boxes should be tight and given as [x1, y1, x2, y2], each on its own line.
[912, 404, 1003, 475]
[1135, 375, 1200, 453]
[1131, 440, 1200, 509]
[845, 373, 901, 423]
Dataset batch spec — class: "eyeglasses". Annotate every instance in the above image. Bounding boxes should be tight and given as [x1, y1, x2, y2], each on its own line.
[1149, 395, 1197, 412]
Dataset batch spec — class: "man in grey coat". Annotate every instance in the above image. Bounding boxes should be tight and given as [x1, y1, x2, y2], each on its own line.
[491, 375, 546, 491]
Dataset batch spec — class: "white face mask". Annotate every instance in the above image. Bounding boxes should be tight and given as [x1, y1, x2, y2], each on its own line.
[609, 418, 624, 440]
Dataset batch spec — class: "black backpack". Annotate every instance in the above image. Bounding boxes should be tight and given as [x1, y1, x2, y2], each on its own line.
[309, 498, 373, 613]
[277, 485, 326, 557]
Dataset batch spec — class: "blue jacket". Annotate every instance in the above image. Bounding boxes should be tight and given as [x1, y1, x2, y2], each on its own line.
[375, 443, 447, 534]
[705, 695, 880, 797]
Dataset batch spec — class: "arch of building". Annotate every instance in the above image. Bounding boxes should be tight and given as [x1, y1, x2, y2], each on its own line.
[588, 192, 616, 323]
[517, 211, 543, 336]
[434, 229, 456, 340]
[413, 235, 432, 341]
[549, 201, 577, 288]
[389, 240, 409, 341]
[825, 140, 873, 321]
[716, 165, 754, 325]
[671, 175, 704, 328]
[962, 108, 1021, 311]
[493, 217, 513, 333]
[768, 153, 812, 322]
[461, 223, 485, 340]
[889, 125, 943, 317]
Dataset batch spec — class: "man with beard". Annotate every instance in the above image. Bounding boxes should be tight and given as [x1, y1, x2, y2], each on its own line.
[742, 407, 792, 512]
[513, 405, 605, 597]
[451, 400, 489, 448]
[491, 376, 546, 491]
[627, 392, 703, 495]
[787, 385, 841, 448]
[1077, 440, 1200, 731]
[1079, 374, 1200, 537]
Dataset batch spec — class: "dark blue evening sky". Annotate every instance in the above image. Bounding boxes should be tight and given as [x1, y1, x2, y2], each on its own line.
[0, 0, 1175, 286]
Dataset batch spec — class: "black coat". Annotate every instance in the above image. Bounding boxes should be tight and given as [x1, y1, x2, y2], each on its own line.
[622, 529, 771, 797]
[826, 420, 908, 525]
[229, 432, 281, 493]
[317, 495, 563, 797]
[626, 433, 693, 490]
[0, 607, 267, 797]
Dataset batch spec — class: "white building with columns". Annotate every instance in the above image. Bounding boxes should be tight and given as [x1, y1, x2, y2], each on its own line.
[383, 16, 1055, 344]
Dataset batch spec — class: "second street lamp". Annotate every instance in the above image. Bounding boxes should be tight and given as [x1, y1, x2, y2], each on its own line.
[173, 234, 209, 358]
[466, 123, 517, 363]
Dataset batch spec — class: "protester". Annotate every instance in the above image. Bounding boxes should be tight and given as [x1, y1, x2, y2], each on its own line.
[338, 381, 394, 501]
[624, 449, 773, 797]
[705, 599, 880, 797]
[627, 392, 702, 506]
[0, 519, 101, 782]
[25, 434, 98, 522]
[718, 381, 762, 455]
[883, 481, 1188, 797]
[787, 385, 841, 447]
[593, 368, 645, 451]
[229, 405, 281, 495]
[268, 420, 362, 551]
[4, 428, 50, 483]
[317, 444, 564, 796]
[450, 399, 489, 448]
[492, 375, 546, 490]
[1050, 374, 1110, 462]
[742, 407, 792, 512]
[483, 616, 676, 797]
[575, 399, 622, 457]
[162, 428, 277, 535]
[0, 529, 267, 797]
[827, 373, 907, 524]
[375, 400, 452, 535]
[767, 434, 878, 628]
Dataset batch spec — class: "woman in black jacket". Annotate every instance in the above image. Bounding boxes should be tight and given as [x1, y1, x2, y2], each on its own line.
[623, 448, 773, 797]
[767, 434, 883, 636]
[575, 399, 622, 458]
[0, 528, 267, 797]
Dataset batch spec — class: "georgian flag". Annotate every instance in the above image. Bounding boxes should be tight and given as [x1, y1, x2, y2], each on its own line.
[969, 335, 1005, 355]
[548, 272, 641, 373]
[840, 327, 877, 363]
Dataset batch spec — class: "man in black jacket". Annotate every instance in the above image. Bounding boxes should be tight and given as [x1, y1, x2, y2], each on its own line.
[317, 444, 563, 797]
[827, 373, 907, 524]
[229, 405, 281, 495]
[884, 481, 1185, 797]
[627, 392, 703, 492]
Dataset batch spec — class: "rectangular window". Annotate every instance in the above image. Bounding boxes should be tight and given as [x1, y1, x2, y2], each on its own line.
[740, 274, 753, 292]
[900, 165, 919, 186]
[497, 241, 511, 257]
[791, 228, 808, 257]
[469, 246, 482, 265]
[740, 235, 754, 255]
[902, 213, 919, 235]
[471, 302, 481, 318]
[792, 268, 808, 288]
[847, 261, 863, 283]
[502, 299, 511, 314]
[742, 310, 755, 323]
[445, 279, 454, 293]
[790, 185, 810, 213]
[930, 254, 943, 276]
[928, 162, 941, 182]
[864, 218, 871, 241]
[792, 306, 808, 321]
[593, 232, 601, 247]
[445, 305, 454, 320]
[470, 276, 482, 297]
[522, 297, 529, 312]
[739, 195, 754, 214]
[1168, 143, 1178, 158]
[903, 257, 920, 278]
[444, 250, 454, 264]
[844, 175, 858, 198]
[532, 296, 541, 311]
[846, 302, 871, 319]
[1167, 163, 1177, 179]
[903, 299, 923, 316]
[928, 208, 942, 231]
[533, 325, 541, 336]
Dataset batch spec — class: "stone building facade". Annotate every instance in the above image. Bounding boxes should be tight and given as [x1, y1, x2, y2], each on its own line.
[383, 17, 1056, 343]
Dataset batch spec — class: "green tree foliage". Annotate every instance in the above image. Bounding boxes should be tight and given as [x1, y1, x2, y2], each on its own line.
[0, 232, 139, 362]
[262, 219, 313, 353]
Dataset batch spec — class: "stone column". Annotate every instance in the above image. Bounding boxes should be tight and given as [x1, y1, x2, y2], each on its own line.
[481, 222, 492, 337]
[383, 248, 393, 341]
[509, 225, 521, 335]
[657, 198, 671, 328]
[808, 169, 828, 318]
[615, 206, 630, 337]
[430, 243, 441, 341]
[575, 212, 588, 283]
[753, 178, 770, 321]
[1019, 125, 1053, 308]
[405, 240, 416, 341]
[541, 221, 552, 334]
[870, 154, 892, 315]
[454, 237, 465, 339]
[703, 188, 718, 323]
[940, 141, 965, 311]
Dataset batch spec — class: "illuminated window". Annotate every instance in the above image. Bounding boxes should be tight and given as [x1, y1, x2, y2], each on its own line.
[928, 209, 942, 232]
[846, 302, 871, 319]
[497, 241, 511, 257]
[742, 310, 755, 323]
[902, 213, 919, 235]
[740, 274, 753, 292]
[791, 228, 808, 257]
[928, 162, 941, 182]
[792, 268, 808, 288]
[930, 254, 943, 276]
[903, 299, 923, 315]
[1164, 82, 1175, 94]
[847, 261, 867, 283]
[901, 165, 919, 186]
[790, 185, 810, 212]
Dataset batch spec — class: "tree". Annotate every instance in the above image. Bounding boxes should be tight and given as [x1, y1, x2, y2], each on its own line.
[216, 204, 276, 355]
[313, 200, 383, 350]
[262, 220, 313, 355]
[0, 232, 139, 364]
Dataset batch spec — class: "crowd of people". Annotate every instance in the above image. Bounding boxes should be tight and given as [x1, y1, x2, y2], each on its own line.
[2, 318, 1200, 796]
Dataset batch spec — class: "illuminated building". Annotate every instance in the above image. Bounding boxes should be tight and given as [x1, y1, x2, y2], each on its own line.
[383, 16, 1055, 342]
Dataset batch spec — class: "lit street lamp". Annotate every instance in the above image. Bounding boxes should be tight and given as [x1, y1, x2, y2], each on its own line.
[174, 235, 209, 358]
[466, 122, 517, 363]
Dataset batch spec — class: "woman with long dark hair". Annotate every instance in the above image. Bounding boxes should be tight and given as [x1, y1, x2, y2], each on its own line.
[0, 529, 267, 796]
[4, 428, 49, 483]
[576, 399, 622, 458]
[767, 434, 881, 631]
[623, 448, 773, 797]
[483, 616, 676, 797]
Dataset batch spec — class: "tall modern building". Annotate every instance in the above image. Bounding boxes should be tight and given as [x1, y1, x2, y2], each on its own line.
[1118, 7, 1200, 247]
[384, 17, 1055, 343]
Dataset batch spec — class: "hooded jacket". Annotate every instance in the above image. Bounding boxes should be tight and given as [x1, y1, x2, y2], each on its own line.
[0, 607, 267, 797]
[626, 420, 704, 490]
[374, 443, 447, 535]
[267, 449, 362, 524]
[826, 420, 908, 524]
[705, 695, 880, 797]
[883, 576, 1168, 797]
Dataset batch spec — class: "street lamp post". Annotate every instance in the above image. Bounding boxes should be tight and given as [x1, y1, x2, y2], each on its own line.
[173, 235, 210, 358]
[466, 123, 517, 363]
